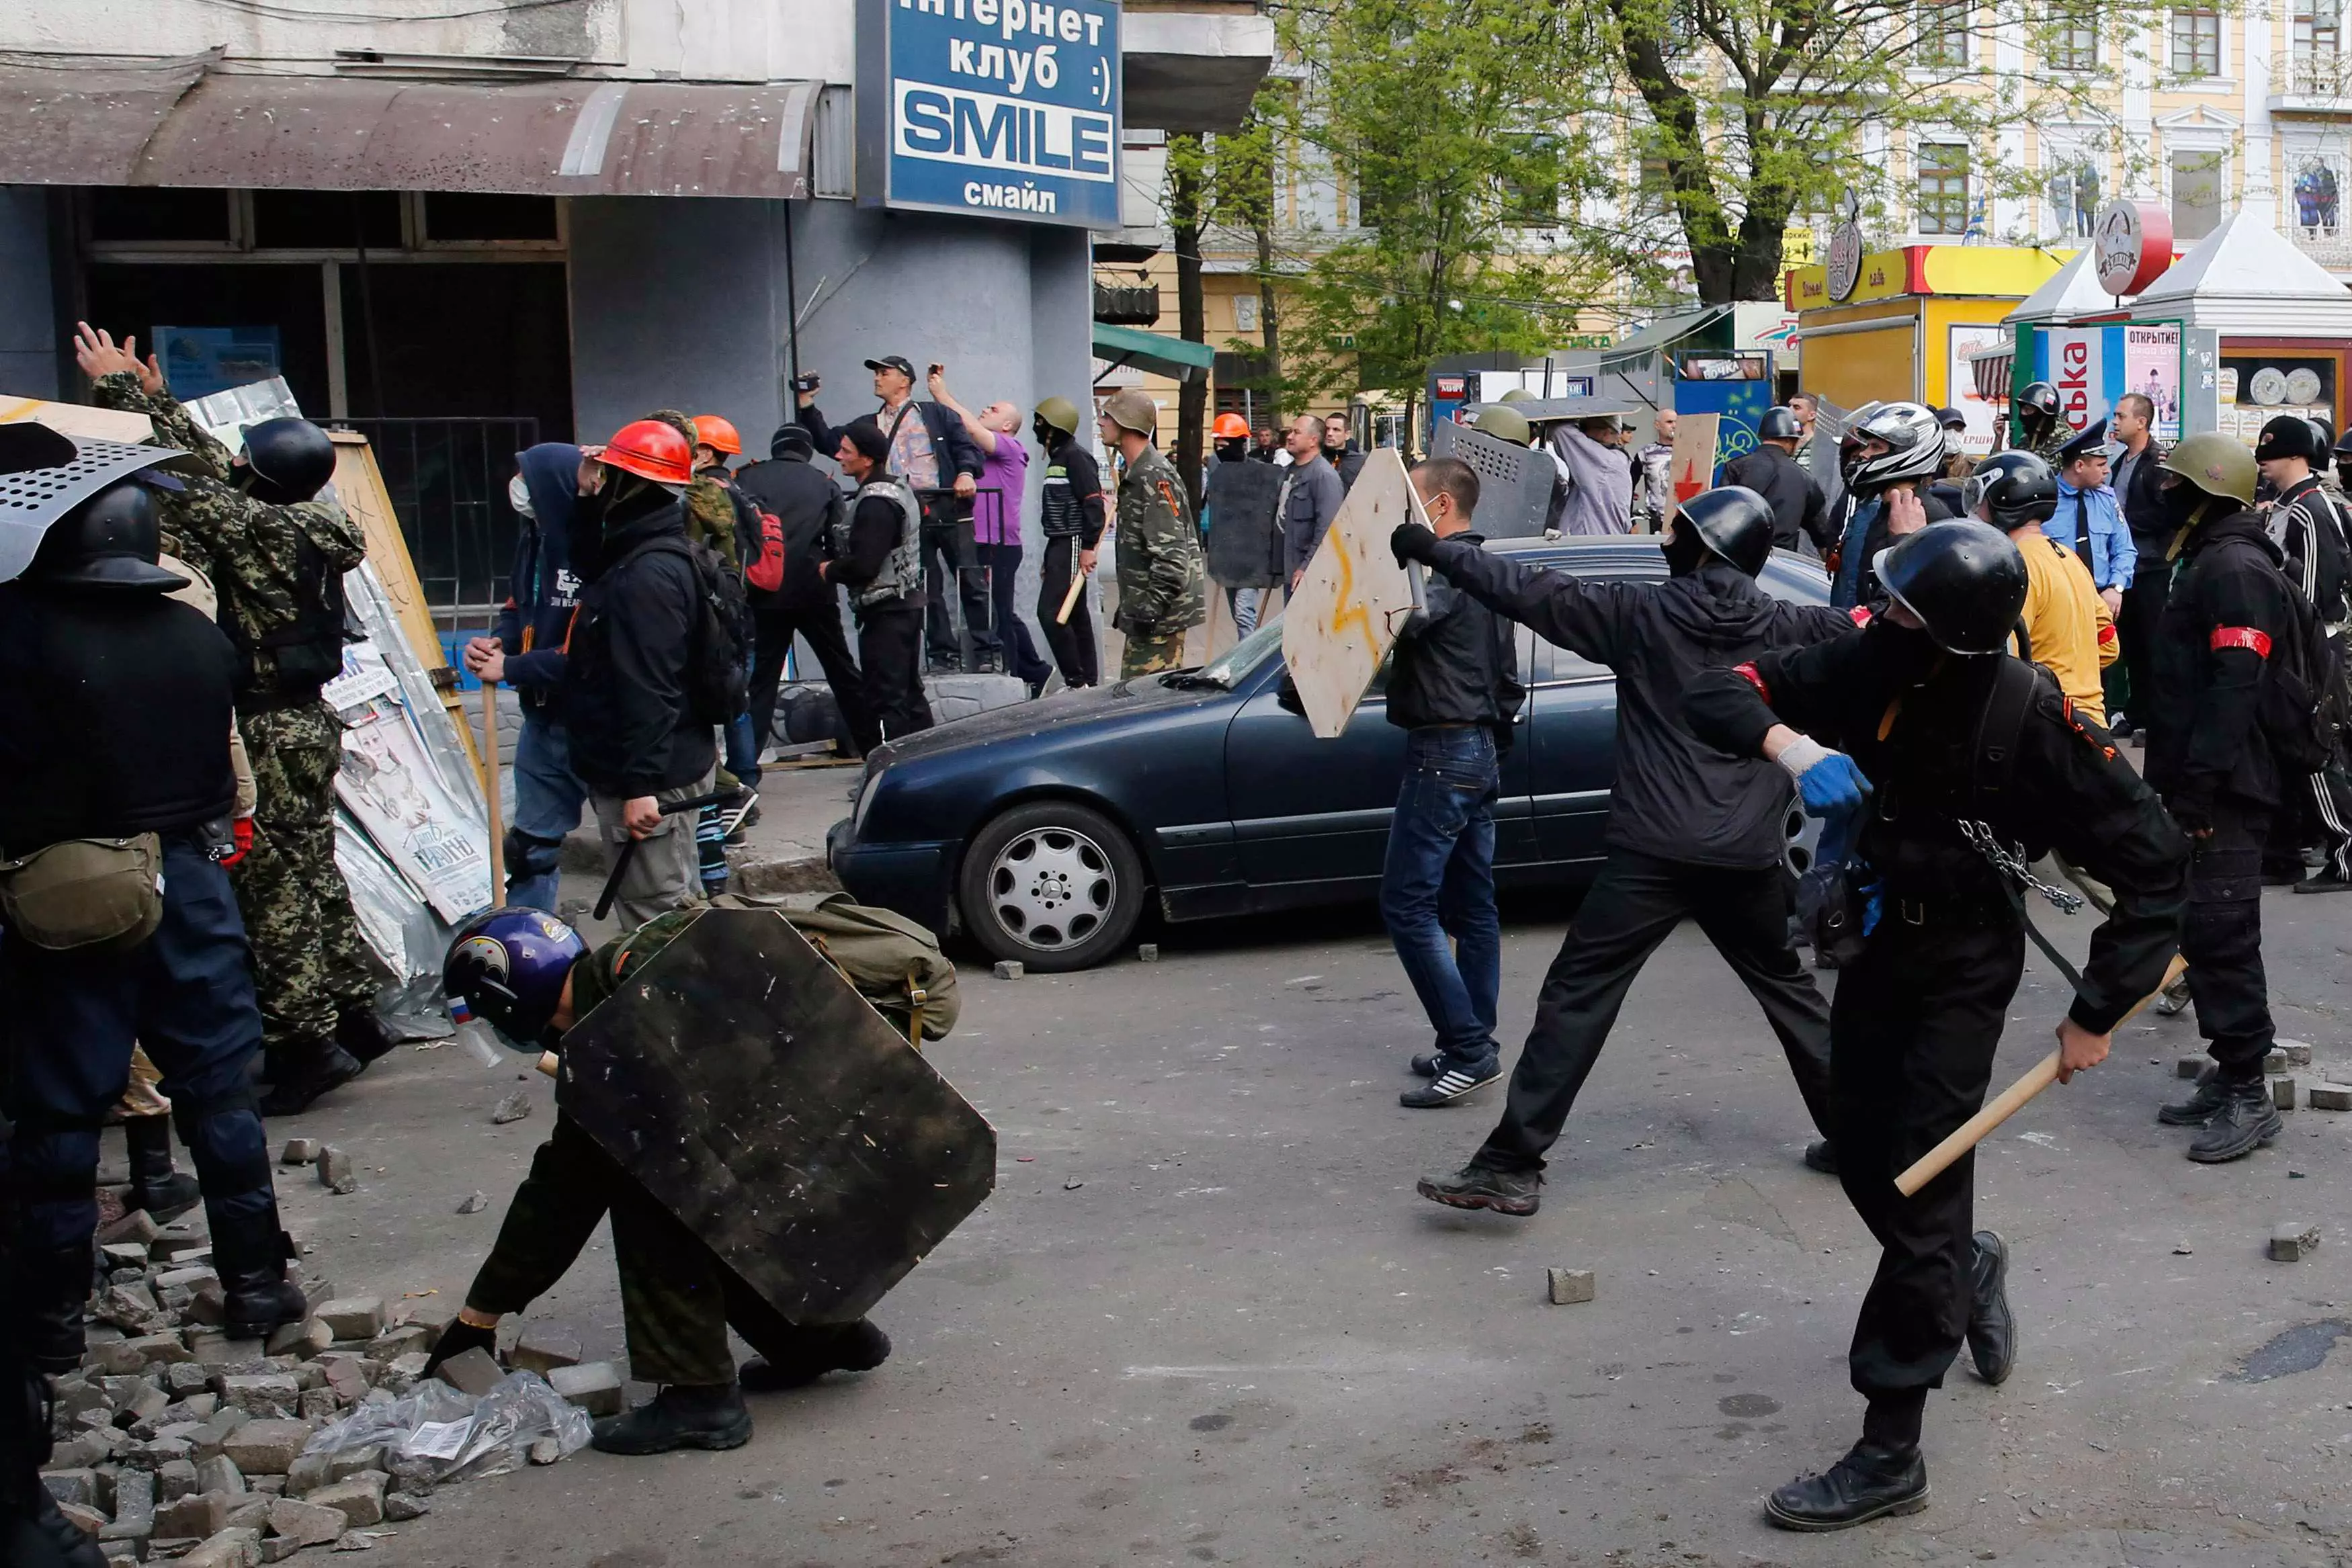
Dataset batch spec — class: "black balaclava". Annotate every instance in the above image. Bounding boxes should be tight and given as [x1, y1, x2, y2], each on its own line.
[1660, 519, 1710, 578]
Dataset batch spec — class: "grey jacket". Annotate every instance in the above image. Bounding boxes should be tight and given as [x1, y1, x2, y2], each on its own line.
[1279, 454, 1347, 578]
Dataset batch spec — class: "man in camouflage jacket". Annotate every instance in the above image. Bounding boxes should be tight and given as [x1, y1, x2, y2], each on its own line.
[79, 326, 385, 1115]
[1098, 390, 1205, 679]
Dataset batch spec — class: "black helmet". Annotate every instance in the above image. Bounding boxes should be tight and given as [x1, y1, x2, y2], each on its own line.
[1872, 521, 2028, 656]
[2017, 382, 2061, 421]
[1672, 486, 1775, 577]
[24, 478, 187, 593]
[1962, 452, 2058, 529]
[239, 417, 336, 505]
[1757, 406, 1802, 442]
[2333, 424, 2352, 460]
[2311, 415, 2335, 451]
[2256, 413, 2324, 463]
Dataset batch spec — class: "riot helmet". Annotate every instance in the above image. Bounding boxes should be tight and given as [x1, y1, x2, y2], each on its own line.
[1757, 406, 1803, 443]
[443, 907, 588, 1049]
[1664, 486, 1775, 578]
[1101, 390, 1158, 439]
[1034, 396, 1084, 440]
[2016, 381, 2062, 434]
[239, 417, 336, 505]
[2154, 431, 2258, 535]
[1471, 404, 1532, 445]
[1846, 401, 1945, 495]
[1871, 520, 2029, 656]
[24, 478, 187, 593]
[1962, 451, 2059, 530]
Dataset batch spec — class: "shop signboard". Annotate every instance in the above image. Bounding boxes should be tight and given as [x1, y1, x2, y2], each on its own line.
[858, 0, 1122, 229]
[2030, 320, 2185, 439]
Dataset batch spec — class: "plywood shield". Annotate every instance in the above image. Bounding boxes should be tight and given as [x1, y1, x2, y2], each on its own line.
[556, 908, 995, 1325]
[1665, 412, 1721, 523]
[1278, 447, 1426, 739]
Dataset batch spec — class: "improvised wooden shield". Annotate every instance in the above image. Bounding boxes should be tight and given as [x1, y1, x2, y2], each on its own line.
[1204, 458, 1284, 589]
[556, 908, 995, 1324]
[1279, 447, 1427, 739]
[1664, 412, 1721, 524]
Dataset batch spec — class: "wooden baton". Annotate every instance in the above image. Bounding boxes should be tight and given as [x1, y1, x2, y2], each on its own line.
[1055, 566, 1087, 625]
[477, 673, 505, 908]
[1894, 951, 2189, 1196]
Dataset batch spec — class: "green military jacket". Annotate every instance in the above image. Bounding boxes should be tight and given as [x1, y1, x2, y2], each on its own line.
[1113, 444, 1206, 634]
[570, 908, 698, 1018]
[95, 373, 368, 707]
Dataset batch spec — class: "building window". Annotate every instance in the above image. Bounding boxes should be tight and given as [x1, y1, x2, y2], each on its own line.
[2171, 10, 2221, 76]
[2293, 157, 2342, 237]
[2048, 7, 2098, 71]
[1917, 142, 1971, 235]
[1915, 0, 1970, 67]
[2171, 148, 2225, 239]
[2295, 4, 2341, 60]
[2046, 159, 2101, 237]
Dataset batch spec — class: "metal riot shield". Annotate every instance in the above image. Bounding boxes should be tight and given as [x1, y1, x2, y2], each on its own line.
[0, 428, 208, 584]
[1427, 419, 1555, 539]
[556, 908, 995, 1325]
[1808, 394, 1855, 518]
[1204, 458, 1284, 588]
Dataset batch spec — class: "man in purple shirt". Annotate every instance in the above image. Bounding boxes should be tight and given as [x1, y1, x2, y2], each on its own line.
[931, 371, 1054, 691]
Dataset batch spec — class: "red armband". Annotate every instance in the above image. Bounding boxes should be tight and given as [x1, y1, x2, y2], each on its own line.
[1848, 606, 1872, 627]
[2210, 625, 2271, 657]
[2097, 623, 2117, 646]
[1732, 662, 1771, 702]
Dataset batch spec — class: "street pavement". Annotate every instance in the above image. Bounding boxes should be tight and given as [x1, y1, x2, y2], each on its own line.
[261, 877, 2352, 1567]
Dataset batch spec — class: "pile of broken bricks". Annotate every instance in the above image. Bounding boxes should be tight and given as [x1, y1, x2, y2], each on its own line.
[42, 1141, 626, 1565]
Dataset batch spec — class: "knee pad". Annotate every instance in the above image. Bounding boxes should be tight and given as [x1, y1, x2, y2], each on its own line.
[168, 1088, 271, 1191]
[504, 828, 566, 881]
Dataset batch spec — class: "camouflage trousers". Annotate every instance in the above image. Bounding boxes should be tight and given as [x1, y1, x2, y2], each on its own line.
[237, 703, 378, 1060]
[1120, 625, 1190, 680]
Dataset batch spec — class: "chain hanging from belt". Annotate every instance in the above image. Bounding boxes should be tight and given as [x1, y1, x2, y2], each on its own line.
[1957, 820, 2085, 916]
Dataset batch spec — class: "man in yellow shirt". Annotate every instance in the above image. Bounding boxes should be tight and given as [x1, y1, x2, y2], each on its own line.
[1964, 451, 2117, 722]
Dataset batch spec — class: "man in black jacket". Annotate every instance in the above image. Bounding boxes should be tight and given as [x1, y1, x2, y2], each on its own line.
[1033, 397, 1107, 688]
[1683, 522, 2186, 1530]
[1378, 459, 1524, 1108]
[2144, 435, 2298, 1159]
[0, 429, 308, 1382]
[1322, 412, 1368, 493]
[1404, 486, 1862, 1212]
[796, 356, 986, 671]
[559, 419, 717, 929]
[825, 419, 933, 740]
[1722, 406, 1829, 554]
[734, 425, 882, 758]
[2109, 393, 2170, 740]
[2251, 415, 2352, 894]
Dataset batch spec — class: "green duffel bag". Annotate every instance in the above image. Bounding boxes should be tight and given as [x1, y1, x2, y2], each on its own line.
[719, 890, 960, 1046]
[0, 834, 166, 953]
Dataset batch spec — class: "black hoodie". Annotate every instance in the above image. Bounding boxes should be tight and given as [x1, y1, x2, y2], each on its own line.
[1417, 537, 1857, 867]
[2147, 507, 2290, 811]
[560, 483, 715, 798]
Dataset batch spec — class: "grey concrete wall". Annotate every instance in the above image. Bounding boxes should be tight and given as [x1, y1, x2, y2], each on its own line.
[0, 187, 60, 401]
[569, 197, 1095, 669]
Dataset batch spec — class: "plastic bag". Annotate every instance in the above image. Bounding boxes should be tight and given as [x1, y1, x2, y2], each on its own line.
[303, 1370, 591, 1486]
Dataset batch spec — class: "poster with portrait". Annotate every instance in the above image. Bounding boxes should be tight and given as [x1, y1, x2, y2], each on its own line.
[331, 637, 494, 924]
[1945, 324, 2009, 452]
[2123, 324, 2184, 439]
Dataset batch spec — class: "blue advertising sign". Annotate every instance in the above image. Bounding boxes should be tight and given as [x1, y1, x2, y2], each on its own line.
[858, 0, 1121, 228]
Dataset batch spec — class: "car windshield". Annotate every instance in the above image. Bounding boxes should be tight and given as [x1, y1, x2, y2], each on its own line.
[1199, 615, 1286, 687]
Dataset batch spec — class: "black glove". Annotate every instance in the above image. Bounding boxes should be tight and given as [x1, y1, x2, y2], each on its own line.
[2166, 791, 2214, 840]
[421, 1315, 500, 1378]
[1390, 522, 1441, 568]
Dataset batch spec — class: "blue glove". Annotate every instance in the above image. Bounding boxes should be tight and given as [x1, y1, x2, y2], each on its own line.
[1815, 801, 1861, 869]
[1779, 738, 1870, 818]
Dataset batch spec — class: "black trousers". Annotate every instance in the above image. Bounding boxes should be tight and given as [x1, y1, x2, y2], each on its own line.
[2117, 570, 2167, 728]
[2182, 798, 2274, 1077]
[978, 541, 1052, 685]
[855, 600, 934, 740]
[1831, 912, 2021, 1403]
[1472, 849, 1835, 1173]
[749, 597, 881, 758]
[920, 514, 991, 668]
[1036, 535, 1099, 688]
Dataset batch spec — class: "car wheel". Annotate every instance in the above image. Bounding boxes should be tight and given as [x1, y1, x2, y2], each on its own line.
[957, 799, 1147, 972]
[1783, 799, 1822, 878]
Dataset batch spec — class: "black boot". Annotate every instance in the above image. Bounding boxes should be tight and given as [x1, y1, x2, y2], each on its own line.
[421, 1317, 500, 1378]
[3, 1360, 106, 1568]
[1415, 1162, 1542, 1217]
[257, 1041, 362, 1117]
[209, 1207, 308, 1342]
[2157, 1074, 2229, 1127]
[589, 1383, 753, 1455]
[14, 1243, 95, 1376]
[335, 1005, 403, 1068]
[1966, 1230, 2015, 1385]
[1802, 1139, 1839, 1176]
[2187, 1076, 2283, 1163]
[1765, 1439, 1929, 1531]
[739, 1320, 891, 1393]
[122, 1117, 202, 1223]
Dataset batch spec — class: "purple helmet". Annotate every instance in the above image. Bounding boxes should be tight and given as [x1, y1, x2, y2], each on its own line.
[443, 908, 586, 1048]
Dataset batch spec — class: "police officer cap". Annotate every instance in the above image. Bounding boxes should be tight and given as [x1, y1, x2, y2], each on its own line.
[444, 907, 587, 1049]
[24, 478, 188, 593]
[1674, 485, 1775, 578]
[1872, 521, 2029, 656]
[2255, 412, 2324, 463]
[1962, 451, 2058, 529]
[1101, 390, 1158, 438]
[240, 417, 336, 504]
[2057, 416, 2109, 463]
[1471, 403, 1532, 445]
[2017, 381, 2062, 419]
[1034, 396, 1084, 438]
[1757, 406, 1803, 442]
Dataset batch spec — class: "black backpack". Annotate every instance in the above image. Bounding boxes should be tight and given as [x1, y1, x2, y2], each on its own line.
[2259, 567, 2345, 775]
[635, 534, 751, 726]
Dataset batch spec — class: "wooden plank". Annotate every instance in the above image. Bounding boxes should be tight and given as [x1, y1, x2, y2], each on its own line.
[329, 431, 484, 777]
[1278, 448, 1425, 739]
[0, 394, 151, 443]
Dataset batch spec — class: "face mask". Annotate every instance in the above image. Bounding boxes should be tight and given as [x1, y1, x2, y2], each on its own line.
[1660, 523, 1708, 578]
[507, 471, 534, 519]
[2158, 482, 2206, 531]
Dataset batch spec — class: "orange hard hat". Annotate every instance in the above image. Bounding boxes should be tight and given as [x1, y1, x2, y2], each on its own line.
[691, 415, 741, 455]
[597, 419, 695, 486]
[1212, 412, 1251, 439]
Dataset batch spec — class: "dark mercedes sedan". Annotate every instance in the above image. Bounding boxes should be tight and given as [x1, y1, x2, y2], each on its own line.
[828, 535, 1831, 971]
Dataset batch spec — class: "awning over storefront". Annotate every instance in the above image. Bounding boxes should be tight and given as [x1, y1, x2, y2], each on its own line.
[0, 56, 821, 199]
[1092, 323, 1216, 384]
[1599, 304, 1730, 374]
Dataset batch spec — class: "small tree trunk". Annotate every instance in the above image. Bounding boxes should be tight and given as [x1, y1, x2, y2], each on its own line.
[1171, 135, 1208, 512]
[1255, 220, 1282, 428]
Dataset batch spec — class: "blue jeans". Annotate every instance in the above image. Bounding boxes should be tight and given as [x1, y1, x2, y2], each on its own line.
[723, 645, 763, 787]
[1380, 726, 1503, 1063]
[507, 712, 588, 913]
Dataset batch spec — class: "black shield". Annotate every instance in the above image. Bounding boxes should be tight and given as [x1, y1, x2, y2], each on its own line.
[556, 908, 995, 1324]
[1204, 459, 1284, 587]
